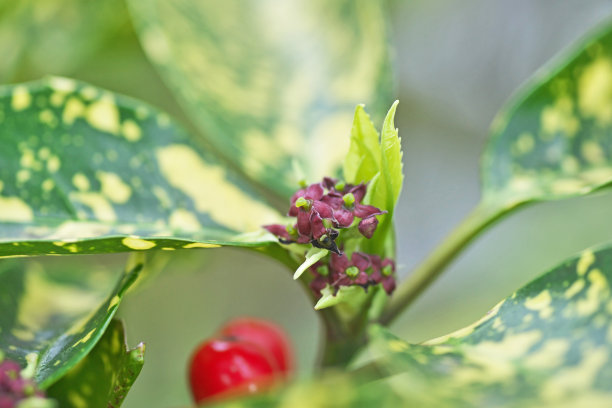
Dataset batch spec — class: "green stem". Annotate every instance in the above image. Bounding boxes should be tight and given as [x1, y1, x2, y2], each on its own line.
[379, 201, 507, 325]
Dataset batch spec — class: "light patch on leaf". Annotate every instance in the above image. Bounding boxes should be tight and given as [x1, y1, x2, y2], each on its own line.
[11, 86, 31, 111]
[307, 113, 353, 181]
[62, 97, 85, 125]
[156, 144, 280, 232]
[169, 209, 202, 233]
[578, 56, 612, 126]
[72, 173, 90, 192]
[70, 192, 116, 223]
[577, 249, 595, 276]
[0, 196, 34, 222]
[85, 95, 120, 135]
[540, 97, 579, 137]
[121, 237, 156, 250]
[524, 339, 570, 370]
[97, 171, 132, 204]
[121, 119, 142, 142]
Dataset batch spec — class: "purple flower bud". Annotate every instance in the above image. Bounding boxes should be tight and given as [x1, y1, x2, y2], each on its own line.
[358, 216, 379, 239]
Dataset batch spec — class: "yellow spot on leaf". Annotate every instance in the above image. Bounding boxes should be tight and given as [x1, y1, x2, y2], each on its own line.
[525, 290, 551, 311]
[11, 86, 31, 111]
[169, 209, 202, 232]
[68, 391, 87, 408]
[73, 328, 96, 347]
[182, 242, 221, 249]
[564, 279, 585, 299]
[86, 96, 120, 134]
[581, 140, 605, 165]
[70, 192, 116, 222]
[72, 173, 90, 191]
[62, 97, 85, 125]
[42, 179, 55, 192]
[121, 119, 142, 142]
[541, 96, 579, 137]
[0, 196, 34, 222]
[122, 237, 156, 250]
[47, 155, 61, 173]
[97, 171, 132, 204]
[16, 169, 31, 184]
[578, 57, 612, 125]
[514, 132, 535, 154]
[49, 77, 77, 93]
[577, 250, 595, 276]
[524, 339, 569, 370]
[388, 340, 409, 352]
[156, 144, 280, 231]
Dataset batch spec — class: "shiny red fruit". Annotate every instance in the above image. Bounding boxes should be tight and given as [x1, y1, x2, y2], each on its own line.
[188, 338, 278, 404]
[219, 317, 294, 377]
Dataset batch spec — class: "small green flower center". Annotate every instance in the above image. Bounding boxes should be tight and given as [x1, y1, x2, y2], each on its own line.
[335, 181, 346, 191]
[285, 224, 297, 236]
[317, 265, 329, 276]
[342, 192, 355, 207]
[346, 266, 360, 278]
[382, 265, 393, 277]
[295, 196, 311, 211]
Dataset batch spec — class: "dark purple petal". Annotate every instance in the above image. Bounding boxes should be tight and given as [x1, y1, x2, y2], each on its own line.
[297, 210, 312, 236]
[382, 258, 396, 273]
[330, 253, 350, 276]
[354, 271, 369, 285]
[297, 235, 310, 244]
[348, 184, 367, 203]
[382, 276, 396, 294]
[358, 216, 379, 239]
[0, 396, 15, 408]
[322, 177, 338, 190]
[310, 276, 328, 298]
[305, 183, 324, 200]
[354, 204, 385, 219]
[312, 200, 334, 219]
[351, 252, 371, 271]
[333, 208, 354, 228]
[321, 194, 344, 210]
[263, 224, 291, 240]
[310, 213, 326, 240]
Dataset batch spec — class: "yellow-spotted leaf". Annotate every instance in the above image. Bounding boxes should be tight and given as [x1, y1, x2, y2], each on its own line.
[0, 78, 281, 257]
[483, 19, 612, 208]
[127, 0, 394, 197]
[47, 320, 144, 408]
[0, 257, 142, 388]
[365, 245, 612, 407]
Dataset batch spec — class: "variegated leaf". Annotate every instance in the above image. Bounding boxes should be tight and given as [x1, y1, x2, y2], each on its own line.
[0, 257, 142, 388]
[483, 19, 612, 208]
[47, 319, 144, 408]
[0, 78, 281, 257]
[366, 245, 612, 407]
[127, 0, 394, 197]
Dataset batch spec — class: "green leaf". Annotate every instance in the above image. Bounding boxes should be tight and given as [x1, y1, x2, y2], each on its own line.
[47, 319, 144, 408]
[0, 78, 281, 257]
[127, 0, 394, 197]
[314, 285, 365, 311]
[379, 101, 402, 214]
[0, 256, 142, 388]
[0, 0, 128, 82]
[365, 244, 612, 407]
[483, 18, 612, 208]
[294, 247, 327, 280]
[343, 105, 382, 185]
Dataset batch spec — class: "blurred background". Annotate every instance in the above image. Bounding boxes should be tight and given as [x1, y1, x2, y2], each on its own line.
[4, 0, 612, 406]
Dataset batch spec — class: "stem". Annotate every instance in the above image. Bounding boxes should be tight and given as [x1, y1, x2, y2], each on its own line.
[379, 200, 507, 325]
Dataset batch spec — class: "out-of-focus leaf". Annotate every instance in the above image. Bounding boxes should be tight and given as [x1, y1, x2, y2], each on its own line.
[0, 257, 142, 388]
[0, 0, 128, 82]
[366, 244, 612, 407]
[47, 320, 144, 408]
[127, 0, 394, 197]
[483, 18, 612, 209]
[0, 78, 281, 257]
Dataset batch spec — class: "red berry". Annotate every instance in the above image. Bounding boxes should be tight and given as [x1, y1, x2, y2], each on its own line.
[188, 337, 278, 404]
[219, 318, 294, 377]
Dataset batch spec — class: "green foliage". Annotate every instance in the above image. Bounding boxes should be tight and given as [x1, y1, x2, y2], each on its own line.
[294, 248, 327, 280]
[343, 105, 382, 185]
[0, 257, 142, 388]
[0, 78, 281, 258]
[483, 18, 612, 209]
[127, 0, 394, 197]
[366, 245, 612, 407]
[47, 320, 144, 408]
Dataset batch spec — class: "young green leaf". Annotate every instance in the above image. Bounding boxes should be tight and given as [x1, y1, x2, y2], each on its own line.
[314, 285, 365, 311]
[379, 101, 403, 214]
[0, 78, 281, 257]
[294, 247, 327, 280]
[343, 105, 382, 185]
[483, 18, 612, 208]
[0, 257, 142, 388]
[127, 0, 394, 197]
[47, 320, 144, 408]
[366, 244, 612, 406]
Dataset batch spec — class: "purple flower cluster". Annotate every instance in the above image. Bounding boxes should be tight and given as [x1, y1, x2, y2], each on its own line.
[0, 359, 45, 408]
[309, 252, 396, 298]
[264, 178, 386, 254]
